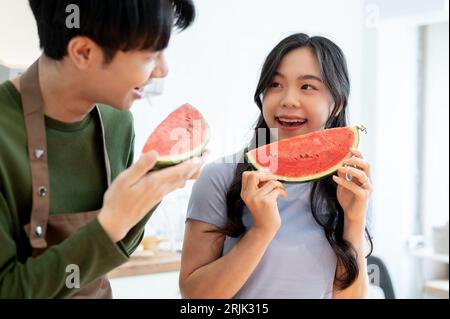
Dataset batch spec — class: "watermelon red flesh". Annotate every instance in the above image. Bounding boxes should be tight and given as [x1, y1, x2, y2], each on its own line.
[245, 126, 359, 182]
[142, 103, 210, 165]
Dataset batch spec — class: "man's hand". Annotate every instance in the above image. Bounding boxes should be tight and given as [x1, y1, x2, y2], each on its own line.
[98, 151, 207, 242]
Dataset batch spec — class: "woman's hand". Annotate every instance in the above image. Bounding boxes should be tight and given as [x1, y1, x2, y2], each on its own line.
[333, 148, 373, 225]
[240, 171, 287, 234]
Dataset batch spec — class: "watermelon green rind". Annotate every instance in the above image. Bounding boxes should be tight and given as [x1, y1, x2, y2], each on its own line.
[154, 128, 211, 167]
[245, 126, 360, 183]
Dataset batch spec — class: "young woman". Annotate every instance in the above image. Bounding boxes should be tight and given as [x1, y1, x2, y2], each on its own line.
[179, 33, 373, 299]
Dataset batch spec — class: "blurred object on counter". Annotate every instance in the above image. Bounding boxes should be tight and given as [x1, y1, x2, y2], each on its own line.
[140, 235, 167, 255]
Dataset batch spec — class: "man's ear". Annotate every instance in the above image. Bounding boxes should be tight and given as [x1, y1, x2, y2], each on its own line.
[66, 36, 102, 70]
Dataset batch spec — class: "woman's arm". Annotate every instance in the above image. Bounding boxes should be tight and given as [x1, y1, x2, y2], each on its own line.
[180, 171, 286, 299]
[179, 219, 277, 299]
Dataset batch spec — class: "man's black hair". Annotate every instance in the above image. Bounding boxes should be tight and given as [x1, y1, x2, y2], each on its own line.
[28, 0, 195, 62]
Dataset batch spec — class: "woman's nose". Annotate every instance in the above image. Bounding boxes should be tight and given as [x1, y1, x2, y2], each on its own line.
[281, 88, 301, 108]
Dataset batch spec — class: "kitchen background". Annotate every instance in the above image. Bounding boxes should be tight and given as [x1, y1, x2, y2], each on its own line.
[0, 0, 448, 299]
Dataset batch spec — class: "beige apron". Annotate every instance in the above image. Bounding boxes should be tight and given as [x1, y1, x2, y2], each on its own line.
[21, 60, 113, 299]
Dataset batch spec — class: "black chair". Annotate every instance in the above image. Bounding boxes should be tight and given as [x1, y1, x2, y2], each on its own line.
[367, 255, 396, 299]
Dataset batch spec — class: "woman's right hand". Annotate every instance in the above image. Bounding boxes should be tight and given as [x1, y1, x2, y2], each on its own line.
[240, 171, 287, 234]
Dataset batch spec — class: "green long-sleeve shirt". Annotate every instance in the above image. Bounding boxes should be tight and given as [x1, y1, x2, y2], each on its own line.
[0, 80, 155, 298]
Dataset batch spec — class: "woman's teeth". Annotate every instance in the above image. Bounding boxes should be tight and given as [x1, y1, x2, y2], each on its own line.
[276, 117, 307, 127]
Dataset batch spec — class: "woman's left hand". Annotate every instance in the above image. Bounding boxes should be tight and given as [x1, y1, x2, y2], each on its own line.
[333, 148, 373, 224]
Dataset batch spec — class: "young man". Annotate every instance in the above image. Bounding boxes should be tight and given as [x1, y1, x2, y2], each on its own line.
[0, 0, 203, 298]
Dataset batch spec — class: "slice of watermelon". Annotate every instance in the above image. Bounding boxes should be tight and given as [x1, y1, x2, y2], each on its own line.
[245, 126, 361, 182]
[142, 103, 210, 168]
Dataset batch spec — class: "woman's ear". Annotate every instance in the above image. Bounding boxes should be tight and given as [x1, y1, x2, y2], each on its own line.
[66, 36, 102, 70]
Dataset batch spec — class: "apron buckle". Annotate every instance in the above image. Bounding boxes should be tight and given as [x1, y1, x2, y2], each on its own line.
[35, 225, 43, 237]
[38, 186, 48, 197]
[34, 149, 45, 159]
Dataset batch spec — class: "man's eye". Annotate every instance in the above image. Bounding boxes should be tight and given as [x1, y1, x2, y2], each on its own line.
[301, 84, 316, 91]
[145, 52, 159, 62]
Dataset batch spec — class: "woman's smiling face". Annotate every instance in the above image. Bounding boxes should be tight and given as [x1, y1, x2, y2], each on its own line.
[262, 47, 336, 141]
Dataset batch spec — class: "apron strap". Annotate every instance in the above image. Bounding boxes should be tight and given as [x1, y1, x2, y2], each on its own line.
[20, 60, 50, 249]
[20, 60, 112, 249]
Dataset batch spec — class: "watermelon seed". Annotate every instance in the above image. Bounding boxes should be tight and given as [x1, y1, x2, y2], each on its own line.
[299, 153, 313, 159]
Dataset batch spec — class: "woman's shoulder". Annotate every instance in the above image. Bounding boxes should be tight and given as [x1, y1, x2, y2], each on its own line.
[187, 152, 245, 226]
[196, 151, 245, 191]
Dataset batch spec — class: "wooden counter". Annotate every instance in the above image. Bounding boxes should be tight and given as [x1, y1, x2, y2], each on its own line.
[108, 250, 181, 279]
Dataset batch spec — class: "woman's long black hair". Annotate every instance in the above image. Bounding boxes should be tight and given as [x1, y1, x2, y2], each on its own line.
[216, 33, 373, 291]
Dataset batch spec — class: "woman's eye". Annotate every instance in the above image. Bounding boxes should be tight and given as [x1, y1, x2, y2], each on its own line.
[301, 84, 316, 91]
[269, 82, 282, 88]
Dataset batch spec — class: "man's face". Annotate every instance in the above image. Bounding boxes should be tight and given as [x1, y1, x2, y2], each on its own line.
[86, 49, 168, 110]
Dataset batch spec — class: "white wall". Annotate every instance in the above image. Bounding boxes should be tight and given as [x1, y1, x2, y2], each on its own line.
[421, 22, 449, 245]
[0, 0, 41, 66]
